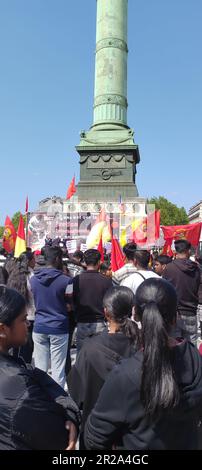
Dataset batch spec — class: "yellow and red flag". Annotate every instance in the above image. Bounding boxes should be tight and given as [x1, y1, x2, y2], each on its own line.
[3, 216, 17, 253]
[86, 208, 111, 248]
[132, 210, 160, 245]
[14, 214, 26, 258]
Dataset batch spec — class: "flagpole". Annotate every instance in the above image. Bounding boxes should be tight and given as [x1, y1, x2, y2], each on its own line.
[25, 212, 29, 247]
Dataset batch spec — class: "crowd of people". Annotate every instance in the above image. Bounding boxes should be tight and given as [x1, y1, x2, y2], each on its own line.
[0, 238, 202, 450]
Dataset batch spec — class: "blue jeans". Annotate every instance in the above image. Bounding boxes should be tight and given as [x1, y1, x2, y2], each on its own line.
[76, 322, 106, 354]
[33, 332, 69, 388]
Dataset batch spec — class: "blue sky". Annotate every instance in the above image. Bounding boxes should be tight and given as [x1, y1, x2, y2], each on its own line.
[0, 0, 201, 224]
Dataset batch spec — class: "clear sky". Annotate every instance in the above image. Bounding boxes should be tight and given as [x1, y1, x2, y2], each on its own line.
[0, 0, 201, 223]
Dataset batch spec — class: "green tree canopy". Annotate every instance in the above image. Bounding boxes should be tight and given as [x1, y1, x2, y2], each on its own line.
[11, 212, 26, 232]
[147, 196, 189, 226]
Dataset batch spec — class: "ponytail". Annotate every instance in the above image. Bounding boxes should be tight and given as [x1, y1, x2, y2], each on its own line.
[140, 301, 179, 418]
[119, 318, 140, 348]
[103, 286, 139, 347]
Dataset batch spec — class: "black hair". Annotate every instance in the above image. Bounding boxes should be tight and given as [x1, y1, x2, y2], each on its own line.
[156, 255, 172, 265]
[41, 246, 47, 256]
[174, 239, 191, 253]
[44, 246, 63, 265]
[0, 285, 26, 326]
[73, 250, 84, 262]
[103, 286, 139, 347]
[134, 250, 150, 268]
[84, 249, 101, 266]
[19, 251, 34, 264]
[100, 263, 110, 272]
[0, 267, 8, 285]
[7, 253, 32, 302]
[123, 242, 137, 261]
[135, 278, 179, 418]
[4, 258, 16, 277]
[0, 248, 6, 256]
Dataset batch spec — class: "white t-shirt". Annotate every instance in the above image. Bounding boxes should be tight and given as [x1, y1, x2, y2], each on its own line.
[121, 270, 159, 294]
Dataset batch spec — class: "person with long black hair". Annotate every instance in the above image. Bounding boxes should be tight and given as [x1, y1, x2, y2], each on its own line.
[0, 285, 80, 450]
[85, 278, 202, 450]
[68, 286, 139, 449]
[7, 251, 36, 362]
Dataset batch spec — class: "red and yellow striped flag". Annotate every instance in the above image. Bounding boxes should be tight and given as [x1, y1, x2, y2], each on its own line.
[14, 214, 26, 258]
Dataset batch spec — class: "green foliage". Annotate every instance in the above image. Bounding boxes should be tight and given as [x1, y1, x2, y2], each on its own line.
[11, 212, 26, 232]
[0, 226, 4, 238]
[147, 196, 189, 226]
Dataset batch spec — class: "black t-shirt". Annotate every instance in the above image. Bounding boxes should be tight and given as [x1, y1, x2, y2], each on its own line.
[73, 270, 112, 323]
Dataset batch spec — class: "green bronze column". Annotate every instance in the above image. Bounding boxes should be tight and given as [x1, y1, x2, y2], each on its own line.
[76, 0, 140, 202]
[93, 0, 128, 128]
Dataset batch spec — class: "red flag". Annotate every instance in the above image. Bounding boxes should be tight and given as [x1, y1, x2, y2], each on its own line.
[66, 176, 76, 200]
[111, 237, 125, 272]
[25, 196, 29, 213]
[147, 210, 161, 243]
[162, 223, 201, 248]
[162, 239, 173, 257]
[2, 216, 17, 253]
[97, 235, 104, 262]
[154, 210, 160, 239]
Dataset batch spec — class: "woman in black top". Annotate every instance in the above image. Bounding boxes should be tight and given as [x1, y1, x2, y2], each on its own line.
[69, 286, 139, 449]
[0, 285, 80, 450]
[85, 278, 202, 450]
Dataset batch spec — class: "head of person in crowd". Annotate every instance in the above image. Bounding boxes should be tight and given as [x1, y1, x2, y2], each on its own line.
[62, 260, 72, 277]
[135, 277, 179, 417]
[7, 252, 35, 302]
[123, 242, 137, 264]
[103, 286, 139, 347]
[21, 251, 35, 270]
[133, 250, 150, 270]
[84, 249, 101, 272]
[26, 247, 32, 253]
[99, 263, 112, 278]
[0, 286, 28, 354]
[174, 240, 191, 260]
[34, 247, 46, 269]
[154, 255, 172, 276]
[71, 250, 84, 266]
[0, 248, 7, 258]
[44, 246, 63, 271]
[152, 250, 159, 262]
[45, 237, 53, 247]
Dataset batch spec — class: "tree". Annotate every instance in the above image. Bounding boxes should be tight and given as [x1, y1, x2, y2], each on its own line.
[0, 226, 4, 239]
[147, 196, 189, 226]
[11, 212, 26, 232]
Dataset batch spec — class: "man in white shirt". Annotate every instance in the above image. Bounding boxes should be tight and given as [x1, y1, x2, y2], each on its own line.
[121, 250, 159, 294]
[112, 242, 137, 285]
